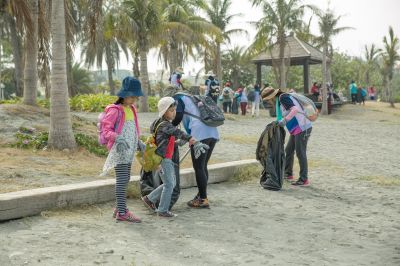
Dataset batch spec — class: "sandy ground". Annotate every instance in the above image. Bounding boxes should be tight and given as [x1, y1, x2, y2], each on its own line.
[0, 102, 400, 265]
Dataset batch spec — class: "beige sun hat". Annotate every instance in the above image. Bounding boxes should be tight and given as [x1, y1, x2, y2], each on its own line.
[206, 70, 216, 77]
[261, 87, 281, 101]
[158, 97, 176, 118]
[175, 66, 184, 74]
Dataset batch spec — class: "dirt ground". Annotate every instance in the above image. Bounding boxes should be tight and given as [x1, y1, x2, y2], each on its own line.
[0, 101, 400, 265]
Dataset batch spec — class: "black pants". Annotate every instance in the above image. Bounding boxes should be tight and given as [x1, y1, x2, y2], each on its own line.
[223, 102, 232, 113]
[351, 93, 357, 104]
[190, 138, 217, 199]
[284, 128, 312, 181]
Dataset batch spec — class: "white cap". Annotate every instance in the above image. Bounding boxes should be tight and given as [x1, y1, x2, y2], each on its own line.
[158, 97, 176, 118]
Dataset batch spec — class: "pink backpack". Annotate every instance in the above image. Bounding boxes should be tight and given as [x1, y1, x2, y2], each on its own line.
[97, 108, 122, 146]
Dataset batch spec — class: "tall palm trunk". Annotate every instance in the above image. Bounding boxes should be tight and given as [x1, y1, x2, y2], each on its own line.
[48, 0, 76, 150]
[139, 46, 149, 112]
[216, 42, 222, 83]
[66, 48, 75, 97]
[169, 41, 178, 74]
[133, 50, 140, 78]
[278, 39, 287, 89]
[388, 76, 395, 108]
[321, 44, 328, 115]
[23, 0, 39, 105]
[105, 44, 115, 95]
[7, 14, 24, 97]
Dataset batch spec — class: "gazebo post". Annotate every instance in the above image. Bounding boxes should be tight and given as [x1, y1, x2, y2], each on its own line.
[303, 58, 310, 94]
[256, 63, 262, 86]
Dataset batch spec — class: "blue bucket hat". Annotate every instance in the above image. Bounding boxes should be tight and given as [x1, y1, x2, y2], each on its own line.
[117, 76, 144, 98]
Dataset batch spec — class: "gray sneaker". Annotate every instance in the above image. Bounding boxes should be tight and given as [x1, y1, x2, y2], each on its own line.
[157, 211, 177, 218]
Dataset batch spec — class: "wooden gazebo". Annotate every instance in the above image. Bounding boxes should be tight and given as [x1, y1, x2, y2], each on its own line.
[252, 35, 323, 93]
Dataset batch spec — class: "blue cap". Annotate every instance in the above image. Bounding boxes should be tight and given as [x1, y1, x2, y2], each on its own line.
[117, 77, 144, 98]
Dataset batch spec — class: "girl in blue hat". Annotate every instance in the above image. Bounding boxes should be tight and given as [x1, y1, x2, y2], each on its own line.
[102, 76, 145, 223]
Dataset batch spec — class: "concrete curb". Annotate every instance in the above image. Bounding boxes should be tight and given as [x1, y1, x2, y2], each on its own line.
[0, 159, 258, 221]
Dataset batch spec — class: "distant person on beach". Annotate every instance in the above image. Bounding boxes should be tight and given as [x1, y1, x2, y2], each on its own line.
[251, 84, 261, 117]
[101, 77, 145, 223]
[239, 87, 248, 116]
[261, 87, 313, 186]
[361, 87, 367, 105]
[349, 80, 358, 104]
[205, 71, 220, 103]
[368, 86, 376, 100]
[311, 82, 319, 100]
[222, 82, 234, 113]
[169, 67, 185, 90]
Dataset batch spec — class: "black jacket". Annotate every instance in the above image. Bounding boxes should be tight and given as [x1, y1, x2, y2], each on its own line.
[150, 118, 191, 158]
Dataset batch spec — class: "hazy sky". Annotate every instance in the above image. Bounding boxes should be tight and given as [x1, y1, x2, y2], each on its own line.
[90, 0, 400, 73]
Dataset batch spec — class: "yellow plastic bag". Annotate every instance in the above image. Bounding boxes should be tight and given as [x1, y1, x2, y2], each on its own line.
[135, 135, 163, 172]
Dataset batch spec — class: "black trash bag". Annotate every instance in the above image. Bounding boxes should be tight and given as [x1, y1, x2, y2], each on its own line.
[139, 143, 181, 210]
[256, 122, 286, 191]
[231, 98, 239, 114]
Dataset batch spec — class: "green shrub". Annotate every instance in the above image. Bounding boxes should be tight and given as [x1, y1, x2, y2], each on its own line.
[0, 97, 21, 104]
[395, 95, 400, 103]
[70, 94, 118, 112]
[13, 127, 48, 150]
[74, 133, 108, 157]
[148, 96, 159, 112]
[37, 98, 50, 109]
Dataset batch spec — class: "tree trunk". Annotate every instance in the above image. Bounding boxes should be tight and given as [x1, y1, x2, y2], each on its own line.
[0, 27, 2, 100]
[133, 50, 140, 78]
[7, 14, 24, 97]
[23, 0, 39, 105]
[365, 70, 370, 88]
[105, 44, 115, 95]
[216, 42, 222, 83]
[169, 42, 178, 75]
[278, 41, 287, 89]
[321, 44, 328, 115]
[48, 0, 76, 150]
[139, 46, 149, 112]
[66, 48, 75, 97]
[388, 77, 395, 108]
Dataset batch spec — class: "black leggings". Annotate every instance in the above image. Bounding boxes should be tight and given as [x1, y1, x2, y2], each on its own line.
[190, 138, 217, 199]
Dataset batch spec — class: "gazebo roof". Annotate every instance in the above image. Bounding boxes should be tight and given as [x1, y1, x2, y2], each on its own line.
[252, 35, 323, 66]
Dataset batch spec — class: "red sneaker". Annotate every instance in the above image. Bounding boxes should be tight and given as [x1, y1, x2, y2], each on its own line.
[286, 175, 294, 180]
[291, 179, 310, 186]
[116, 210, 142, 223]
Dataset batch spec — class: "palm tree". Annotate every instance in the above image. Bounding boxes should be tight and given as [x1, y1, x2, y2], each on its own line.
[1, 0, 33, 98]
[222, 46, 249, 89]
[160, 0, 221, 75]
[121, 0, 164, 112]
[251, 0, 308, 89]
[22, 0, 39, 105]
[205, 0, 247, 82]
[48, 0, 76, 149]
[382, 26, 400, 108]
[364, 44, 381, 88]
[71, 62, 94, 94]
[82, 3, 129, 96]
[315, 8, 352, 115]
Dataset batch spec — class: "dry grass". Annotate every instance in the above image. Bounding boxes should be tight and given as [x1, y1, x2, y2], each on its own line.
[222, 134, 259, 144]
[358, 175, 400, 186]
[230, 165, 262, 183]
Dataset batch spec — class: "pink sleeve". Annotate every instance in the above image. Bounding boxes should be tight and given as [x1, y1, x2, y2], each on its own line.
[103, 108, 119, 142]
[285, 106, 300, 121]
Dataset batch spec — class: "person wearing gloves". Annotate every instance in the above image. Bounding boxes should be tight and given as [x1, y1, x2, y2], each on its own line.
[177, 93, 219, 208]
[101, 76, 146, 223]
[141, 97, 198, 218]
[262, 88, 312, 186]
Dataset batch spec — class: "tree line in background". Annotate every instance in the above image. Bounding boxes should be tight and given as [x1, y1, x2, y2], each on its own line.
[0, 0, 399, 149]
